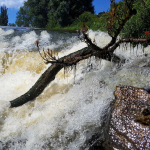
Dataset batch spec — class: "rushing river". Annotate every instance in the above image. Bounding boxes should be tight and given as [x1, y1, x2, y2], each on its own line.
[0, 26, 150, 150]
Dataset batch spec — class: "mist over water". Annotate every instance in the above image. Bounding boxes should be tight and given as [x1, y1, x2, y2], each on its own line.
[0, 27, 150, 150]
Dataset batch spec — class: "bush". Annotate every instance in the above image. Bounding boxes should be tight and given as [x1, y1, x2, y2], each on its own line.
[46, 16, 57, 29]
[67, 11, 107, 31]
[45, 11, 108, 32]
[121, 0, 150, 38]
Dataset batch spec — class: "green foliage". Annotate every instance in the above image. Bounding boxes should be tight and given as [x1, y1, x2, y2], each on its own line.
[66, 0, 94, 19]
[78, 11, 95, 22]
[15, 0, 150, 39]
[16, 0, 49, 28]
[0, 5, 8, 26]
[16, 0, 94, 28]
[64, 11, 107, 31]
[15, 6, 32, 27]
[8, 23, 16, 26]
[47, 0, 71, 28]
[121, 0, 150, 38]
[46, 16, 57, 28]
[25, 0, 49, 28]
[105, 1, 137, 37]
[46, 0, 94, 29]
[97, 11, 105, 17]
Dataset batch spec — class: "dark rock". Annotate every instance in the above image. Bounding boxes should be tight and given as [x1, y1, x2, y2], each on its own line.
[109, 86, 150, 150]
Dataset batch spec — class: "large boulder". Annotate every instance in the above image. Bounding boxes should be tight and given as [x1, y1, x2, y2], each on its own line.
[109, 86, 150, 149]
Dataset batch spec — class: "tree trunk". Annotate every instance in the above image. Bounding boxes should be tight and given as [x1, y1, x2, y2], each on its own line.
[10, 46, 122, 107]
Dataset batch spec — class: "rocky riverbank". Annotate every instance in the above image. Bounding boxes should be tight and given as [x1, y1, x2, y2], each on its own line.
[90, 86, 150, 150]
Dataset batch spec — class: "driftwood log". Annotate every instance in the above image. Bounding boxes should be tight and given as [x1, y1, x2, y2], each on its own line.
[10, 46, 120, 107]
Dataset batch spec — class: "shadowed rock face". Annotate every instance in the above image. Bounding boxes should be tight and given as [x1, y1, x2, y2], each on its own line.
[109, 86, 150, 150]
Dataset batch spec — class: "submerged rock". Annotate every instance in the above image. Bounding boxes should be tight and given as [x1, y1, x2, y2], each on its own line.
[109, 86, 150, 149]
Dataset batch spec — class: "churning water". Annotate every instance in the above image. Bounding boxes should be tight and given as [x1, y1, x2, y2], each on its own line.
[0, 27, 150, 150]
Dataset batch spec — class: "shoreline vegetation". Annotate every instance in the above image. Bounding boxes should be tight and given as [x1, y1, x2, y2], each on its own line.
[46, 11, 107, 32]
[19, 1, 150, 40]
[25, 11, 107, 33]
[46, 0, 150, 40]
[32, 11, 108, 34]
[0, 0, 150, 39]
[5, 0, 150, 39]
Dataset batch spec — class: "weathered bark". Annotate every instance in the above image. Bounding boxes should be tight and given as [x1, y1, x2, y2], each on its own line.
[10, 46, 121, 107]
[10, 36, 150, 107]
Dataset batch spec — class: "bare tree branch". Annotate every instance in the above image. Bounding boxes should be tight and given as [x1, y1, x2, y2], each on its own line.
[10, 45, 121, 107]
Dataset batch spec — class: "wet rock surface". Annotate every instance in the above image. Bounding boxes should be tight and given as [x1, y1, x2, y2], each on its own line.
[109, 86, 150, 150]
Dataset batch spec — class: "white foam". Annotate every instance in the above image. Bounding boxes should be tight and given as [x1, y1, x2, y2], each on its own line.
[4, 29, 14, 35]
[20, 31, 38, 50]
[88, 30, 112, 48]
[0, 28, 14, 36]
[0, 41, 9, 48]
[0, 29, 150, 149]
[11, 36, 22, 45]
[39, 31, 51, 44]
[0, 71, 41, 101]
[0, 28, 5, 34]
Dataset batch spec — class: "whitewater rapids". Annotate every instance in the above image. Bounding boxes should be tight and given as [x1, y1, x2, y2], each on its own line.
[0, 27, 150, 150]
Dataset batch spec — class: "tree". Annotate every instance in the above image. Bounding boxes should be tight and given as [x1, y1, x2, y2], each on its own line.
[25, 0, 50, 28]
[48, 0, 70, 27]
[16, 0, 49, 28]
[47, 0, 94, 27]
[0, 5, 8, 26]
[9, 0, 150, 107]
[15, 6, 32, 27]
[15, 0, 94, 28]
[66, 0, 94, 20]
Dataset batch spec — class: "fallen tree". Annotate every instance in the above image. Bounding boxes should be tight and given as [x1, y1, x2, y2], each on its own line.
[10, 0, 150, 107]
